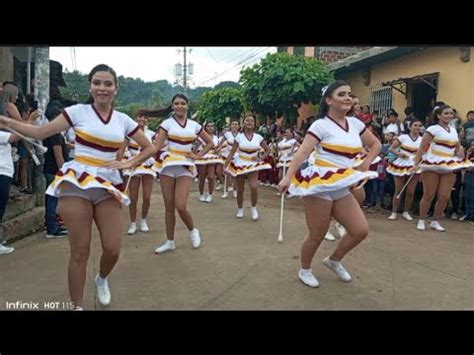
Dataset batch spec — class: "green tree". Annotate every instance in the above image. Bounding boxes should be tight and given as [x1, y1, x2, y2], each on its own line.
[239, 52, 333, 126]
[214, 81, 241, 90]
[59, 70, 89, 102]
[199, 87, 245, 129]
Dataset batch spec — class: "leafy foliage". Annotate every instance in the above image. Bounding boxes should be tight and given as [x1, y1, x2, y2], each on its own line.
[198, 87, 245, 129]
[239, 52, 333, 126]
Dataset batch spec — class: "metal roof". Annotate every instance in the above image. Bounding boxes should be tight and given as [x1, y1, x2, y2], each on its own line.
[327, 47, 426, 75]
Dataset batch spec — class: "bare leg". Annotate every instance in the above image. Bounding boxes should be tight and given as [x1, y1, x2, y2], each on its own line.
[58, 197, 93, 308]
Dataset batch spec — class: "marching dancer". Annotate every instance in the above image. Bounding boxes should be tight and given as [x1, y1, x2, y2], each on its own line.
[120, 111, 157, 234]
[147, 94, 214, 253]
[0, 64, 156, 308]
[386, 119, 423, 220]
[278, 81, 381, 288]
[195, 121, 223, 203]
[414, 105, 472, 232]
[225, 114, 271, 220]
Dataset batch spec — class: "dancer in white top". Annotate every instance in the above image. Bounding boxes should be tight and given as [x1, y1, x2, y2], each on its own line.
[277, 128, 300, 183]
[147, 94, 214, 253]
[220, 119, 240, 198]
[386, 119, 423, 220]
[119, 112, 157, 234]
[214, 128, 226, 193]
[195, 121, 223, 203]
[225, 113, 271, 220]
[0, 64, 156, 309]
[278, 80, 381, 288]
[414, 105, 472, 232]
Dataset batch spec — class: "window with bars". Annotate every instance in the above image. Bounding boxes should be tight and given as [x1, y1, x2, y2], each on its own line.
[293, 46, 305, 56]
[368, 86, 393, 115]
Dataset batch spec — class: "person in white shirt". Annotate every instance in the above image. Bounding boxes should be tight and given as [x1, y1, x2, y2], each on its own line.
[383, 110, 404, 136]
[0, 64, 156, 309]
[194, 121, 223, 203]
[225, 113, 271, 220]
[148, 94, 214, 254]
[279, 80, 381, 288]
[413, 105, 472, 232]
[386, 119, 423, 221]
[118, 112, 157, 235]
[0, 94, 20, 255]
[219, 120, 240, 198]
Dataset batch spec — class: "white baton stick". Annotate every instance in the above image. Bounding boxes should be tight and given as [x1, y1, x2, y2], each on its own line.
[5, 126, 48, 153]
[277, 155, 288, 243]
[396, 163, 421, 200]
[222, 172, 228, 198]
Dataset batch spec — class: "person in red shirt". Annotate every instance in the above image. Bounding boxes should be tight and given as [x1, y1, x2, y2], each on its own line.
[359, 105, 373, 127]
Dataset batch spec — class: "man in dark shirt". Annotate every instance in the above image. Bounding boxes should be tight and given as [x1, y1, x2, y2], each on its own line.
[43, 101, 68, 238]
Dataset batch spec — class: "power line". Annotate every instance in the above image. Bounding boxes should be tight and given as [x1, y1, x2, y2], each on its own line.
[194, 47, 272, 87]
[216, 47, 260, 64]
[194, 47, 269, 86]
[205, 48, 219, 63]
[189, 48, 256, 84]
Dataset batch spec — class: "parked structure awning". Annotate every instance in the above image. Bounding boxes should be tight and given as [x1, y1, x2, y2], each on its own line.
[381, 72, 439, 97]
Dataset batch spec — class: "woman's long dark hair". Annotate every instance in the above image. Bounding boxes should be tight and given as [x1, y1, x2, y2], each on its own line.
[138, 94, 189, 118]
[430, 104, 451, 125]
[319, 80, 349, 118]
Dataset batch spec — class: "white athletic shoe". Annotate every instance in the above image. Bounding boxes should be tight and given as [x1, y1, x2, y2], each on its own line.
[95, 274, 111, 306]
[323, 257, 352, 282]
[189, 229, 201, 248]
[388, 213, 397, 220]
[417, 220, 426, 231]
[0, 244, 14, 255]
[199, 195, 207, 202]
[233, 190, 237, 199]
[402, 212, 413, 221]
[251, 207, 259, 221]
[334, 222, 346, 239]
[215, 184, 222, 191]
[236, 208, 244, 218]
[127, 223, 137, 235]
[221, 192, 229, 199]
[324, 231, 336, 241]
[205, 195, 213, 203]
[298, 269, 320, 288]
[228, 186, 234, 192]
[139, 219, 149, 233]
[154, 240, 176, 254]
[430, 221, 445, 232]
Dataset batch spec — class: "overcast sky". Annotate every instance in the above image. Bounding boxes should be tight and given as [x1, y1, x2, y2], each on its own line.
[50, 47, 276, 87]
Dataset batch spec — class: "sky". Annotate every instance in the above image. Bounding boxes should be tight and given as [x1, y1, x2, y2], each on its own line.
[50, 47, 276, 87]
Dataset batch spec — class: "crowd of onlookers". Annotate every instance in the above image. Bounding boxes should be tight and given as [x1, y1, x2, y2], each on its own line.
[1, 81, 77, 254]
[228, 101, 474, 222]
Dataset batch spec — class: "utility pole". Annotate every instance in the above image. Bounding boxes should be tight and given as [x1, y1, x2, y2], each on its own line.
[183, 46, 187, 94]
[175, 47, 193, 92]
